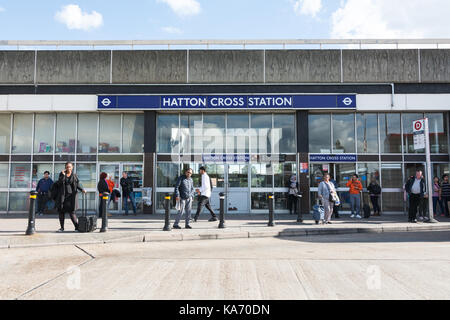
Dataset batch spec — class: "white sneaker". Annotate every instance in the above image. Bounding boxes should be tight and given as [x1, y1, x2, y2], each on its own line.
[356, 215, 362, 219]
[57, 228, 64, 233]
[350, 214, 355, 218]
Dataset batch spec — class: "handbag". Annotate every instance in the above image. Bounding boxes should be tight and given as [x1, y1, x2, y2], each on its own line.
[325, 182, 336, 203]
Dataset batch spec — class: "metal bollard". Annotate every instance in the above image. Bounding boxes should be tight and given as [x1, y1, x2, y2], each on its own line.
[218, 192, 226, 229]
[296, 194, 303, 223]
[25, 191, 38, 235]
[268, 194, 275, 227]
[100, 192, 109, 233]
[163, 194, 171, 231]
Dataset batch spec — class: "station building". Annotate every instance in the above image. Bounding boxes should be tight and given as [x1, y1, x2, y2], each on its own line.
[0, 43, 449, 215]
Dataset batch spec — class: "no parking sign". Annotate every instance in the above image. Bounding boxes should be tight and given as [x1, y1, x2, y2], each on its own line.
[413, 119, 425, 150]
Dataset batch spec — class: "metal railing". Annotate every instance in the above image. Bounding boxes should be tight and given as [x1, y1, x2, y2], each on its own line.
[1, 39, 450, 50]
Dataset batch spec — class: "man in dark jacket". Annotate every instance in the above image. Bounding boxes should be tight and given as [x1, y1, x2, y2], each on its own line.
[405, 170, 427, 223]
[120, 172, 137, 215]
[174, 168, 195, 229]
[36, 171, 53, 216]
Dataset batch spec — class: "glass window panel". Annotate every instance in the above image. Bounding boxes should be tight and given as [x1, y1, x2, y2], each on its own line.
[0, 114, 11, 153]
[251, 192, 269, 209]
[274, 163, 297, 188]
[433, 163, 449, 180]
[99, 114, 121, 153]
[227, 114, 249, 154]
[10, 163, 31, 189]
[180, 114, 202, 154]
[357, 163, 380, 188]
[0, 163, 8, 188]
[273, 114, 296, 154]
[203, 164, 225, 188]
[381, 163, 403, 188]
[8, 192, 29, 211]
[0, 193, 6, 211]
[157, 114, 179, 154]
[77, 114, 98, 154]
[77, 164, 97, 189]
[228, 164, 248, 188]
[335, 163, 356, 188]
[274, 192, 288, 210]
[54, 163, 66, 180]
[157, 163, 179, 188]
[333, 113, 355, 153]
[34, 114, 54, 154]
[382, 192, 404, 212]
[356, 113, 378, 153]
[251, 163, 273, 188]
[32, 163, 53, 189]
[403, 113, 424, 154]
[426, 113, 448, 154]
[56, 114, 76, 154]
[76, 192, 96, 212]
[123, 114, 144, 153]
[309, 114, 331, 153]
[122, 164, 143, 189]
[12, 114, 33, 153]
[337, 191, 351, 211]
[251, 114, 272, 154]
[203, 114, 225, 154]
[310, 163, 329, 187]
[379, 113, 401, 153]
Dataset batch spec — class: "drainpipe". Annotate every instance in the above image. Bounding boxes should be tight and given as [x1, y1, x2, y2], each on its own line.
[391, 83, 395, 108]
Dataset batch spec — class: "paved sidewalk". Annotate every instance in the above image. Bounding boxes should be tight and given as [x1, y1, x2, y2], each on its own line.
[1, 213, 450, 249]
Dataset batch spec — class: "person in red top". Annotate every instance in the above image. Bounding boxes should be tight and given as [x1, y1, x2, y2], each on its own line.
[106, 175, 116, 209]
[346, 174, 363, 218]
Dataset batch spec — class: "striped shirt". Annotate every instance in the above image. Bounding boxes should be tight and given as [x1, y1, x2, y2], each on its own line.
[441, 182, 450, 197]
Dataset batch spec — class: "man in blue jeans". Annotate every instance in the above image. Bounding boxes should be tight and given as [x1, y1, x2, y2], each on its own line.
[174, 168, 195, 229]
[120, 171, 137, 215]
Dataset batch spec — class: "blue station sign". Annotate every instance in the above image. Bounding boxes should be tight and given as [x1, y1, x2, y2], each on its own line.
[309, 154, 357, 162]
[98, 94, 356, 110]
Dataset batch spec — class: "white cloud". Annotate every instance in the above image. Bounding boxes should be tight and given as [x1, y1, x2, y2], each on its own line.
[162, 26, 183, 34]
[158, 0, 201, 17]
[331, 0, 450, 39]
[55, 4, 103, 31]
[293, 0, 322, 18]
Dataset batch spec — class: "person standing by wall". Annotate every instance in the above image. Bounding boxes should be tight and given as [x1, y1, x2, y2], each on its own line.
[120, 172, 137, 216]
[174, 168, 195, 229]
[54, 162, 86, 232]
[318, 173, 337, 224]
[440, 174, 450, 217]
[36, 171, 53, 216]
[405, 170, 426, 223]
[194, 166, 217, 222]
[287, 174, 299, 215]
[367, 178, 381, 216]
[432, 176, 444, 218]
[346, 174, 363, 219]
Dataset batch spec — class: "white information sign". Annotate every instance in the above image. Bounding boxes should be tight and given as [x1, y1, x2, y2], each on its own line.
[413, 119, 425, 150]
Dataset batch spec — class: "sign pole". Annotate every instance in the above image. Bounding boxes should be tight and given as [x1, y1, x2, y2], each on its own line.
[424, 118, 438, 223]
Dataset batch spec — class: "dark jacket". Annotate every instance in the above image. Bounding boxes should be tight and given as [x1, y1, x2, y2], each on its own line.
[367, 182, 381, 196]
[36, 178, 53, 193]
[97, 179, 109, 195]
[174, 175, 195, 200]
[120, 177, 134, 196]
[405, 177, 426, 197]
[55, 172, 84, 212]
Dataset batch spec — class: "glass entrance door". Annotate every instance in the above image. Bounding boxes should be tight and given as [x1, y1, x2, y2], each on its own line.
[226, 164, 249, 214]
[99, 164, 120, 212]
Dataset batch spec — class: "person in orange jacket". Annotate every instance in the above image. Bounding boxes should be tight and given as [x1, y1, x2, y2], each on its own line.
[346, 174, 363, 218]
[106, 175, 116, 209]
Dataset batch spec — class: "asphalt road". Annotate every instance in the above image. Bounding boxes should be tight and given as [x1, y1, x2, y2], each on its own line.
[1, 231, 450, 300]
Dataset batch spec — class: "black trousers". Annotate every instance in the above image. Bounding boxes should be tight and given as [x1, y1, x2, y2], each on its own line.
[370, 196, 380, 214]
[288, 194, 298, 214]
[408, 194, 421, 221]
[195, 196, 216, 218]
[59, 210, 78, 230]
[37, 192, 48, 213]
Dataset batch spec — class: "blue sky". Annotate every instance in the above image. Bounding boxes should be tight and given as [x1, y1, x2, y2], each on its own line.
[0, 0, 449, 40]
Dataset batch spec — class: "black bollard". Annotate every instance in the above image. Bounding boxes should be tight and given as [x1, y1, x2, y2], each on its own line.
[163, 194, 171, 231]
[218, 192, 226, 229]
[296, 194, 303, 223]
[25, 191, 38, 235]
[100, 192, 109, 233]
[268, 194, 275, 227]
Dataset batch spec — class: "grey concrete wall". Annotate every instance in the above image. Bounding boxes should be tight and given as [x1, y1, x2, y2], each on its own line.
[420, 49, 450, 82]
[0, 51, 34, 84]
[37, 51, 110, 84]
[266, 50, 340, 83]
[189, 50, 264, 83]
[112, 50, 187, 84]
[343, 50, 419, 83]
[342, 50, 419, 82]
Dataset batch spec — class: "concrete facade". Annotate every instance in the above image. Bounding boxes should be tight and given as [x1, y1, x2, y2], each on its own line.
[2, 48, 447, 85]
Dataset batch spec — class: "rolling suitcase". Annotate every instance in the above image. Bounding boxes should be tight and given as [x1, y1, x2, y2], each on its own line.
[312, 200, 325, 224]
[78, 193, 97, 233]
